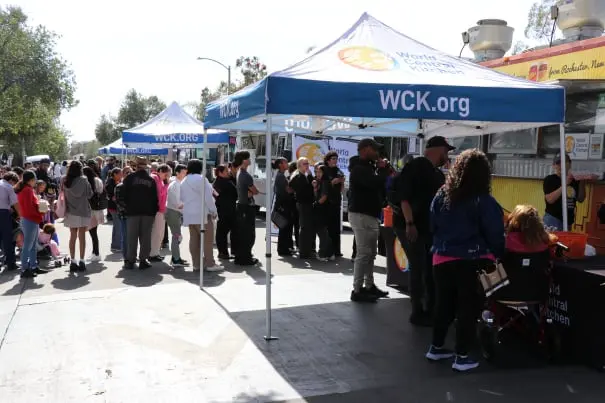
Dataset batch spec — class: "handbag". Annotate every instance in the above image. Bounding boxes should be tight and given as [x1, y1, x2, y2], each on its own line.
[478, 261, 509, 297]
[55, 190, 66, 218]
[271, 206, 289, 230]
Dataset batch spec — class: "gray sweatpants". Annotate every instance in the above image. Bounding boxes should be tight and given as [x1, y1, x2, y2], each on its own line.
[126, 215, 155, 263]
[165, 208, 182, 261]
[348, 212, 380, 292]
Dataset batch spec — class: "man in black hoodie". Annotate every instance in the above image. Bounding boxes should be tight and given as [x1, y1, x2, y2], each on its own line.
[348, 139, 389, 303]
[122, 157, 158, 269]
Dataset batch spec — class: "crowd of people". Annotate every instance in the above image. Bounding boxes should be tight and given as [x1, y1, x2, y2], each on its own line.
[0, 136, 574, 372]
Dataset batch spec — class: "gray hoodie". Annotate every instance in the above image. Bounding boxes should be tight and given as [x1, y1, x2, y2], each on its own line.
[64, 176, 93, 218]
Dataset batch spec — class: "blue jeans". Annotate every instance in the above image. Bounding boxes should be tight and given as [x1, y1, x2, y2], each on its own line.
[120, 217, 128, 260]
[21, 218, 39, 271]
[543, 213, 570, 231]
[110, 211, 122, 250]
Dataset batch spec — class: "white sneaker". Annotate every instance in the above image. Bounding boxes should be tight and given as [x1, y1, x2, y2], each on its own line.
[205, 265, 224, 272]
[88, 254, 101, 262]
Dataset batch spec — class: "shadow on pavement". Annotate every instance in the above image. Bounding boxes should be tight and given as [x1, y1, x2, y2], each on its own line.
[227, 298, 605, 403]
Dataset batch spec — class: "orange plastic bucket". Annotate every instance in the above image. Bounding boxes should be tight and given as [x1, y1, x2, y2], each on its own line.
[383, 205, 393, 228]
[554, 231, 588, 259]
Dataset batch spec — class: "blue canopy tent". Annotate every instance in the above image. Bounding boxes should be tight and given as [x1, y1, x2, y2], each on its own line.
[204, 13, 566, 339]
[122, 101, 229, 148]
[98, 138, 169, 155]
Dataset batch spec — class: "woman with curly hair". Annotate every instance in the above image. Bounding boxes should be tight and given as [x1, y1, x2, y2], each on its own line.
[425, 149, 505, 372]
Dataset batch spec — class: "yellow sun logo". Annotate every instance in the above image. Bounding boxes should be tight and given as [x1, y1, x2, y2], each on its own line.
[338, 46, 398, 71]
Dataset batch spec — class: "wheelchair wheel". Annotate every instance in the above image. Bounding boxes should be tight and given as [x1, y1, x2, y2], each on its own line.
[478, 322, 499, 361]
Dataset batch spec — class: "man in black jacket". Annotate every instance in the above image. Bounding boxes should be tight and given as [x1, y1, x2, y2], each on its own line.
[122, 157, 159, 270]
[348, 139, 389, 303]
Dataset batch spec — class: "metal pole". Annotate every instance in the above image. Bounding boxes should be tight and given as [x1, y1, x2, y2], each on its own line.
[227, 66, 231, 95]
[559, 123, 568, 230]
[200, 128, 208, 289]
[264, 116, 277, 341]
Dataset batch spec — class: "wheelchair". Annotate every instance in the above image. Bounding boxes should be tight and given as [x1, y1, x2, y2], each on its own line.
[477, 243, 568, 364]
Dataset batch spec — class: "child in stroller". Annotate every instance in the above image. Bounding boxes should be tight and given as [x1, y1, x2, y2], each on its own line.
[478, 204, 561, 363]
[37, 224, 69, 267]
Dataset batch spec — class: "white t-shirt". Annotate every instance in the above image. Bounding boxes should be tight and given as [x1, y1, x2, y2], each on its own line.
[167, 177, 182, 211]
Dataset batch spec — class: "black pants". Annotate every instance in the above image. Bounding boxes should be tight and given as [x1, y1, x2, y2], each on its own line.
[432, 259, 483, 355]
[291, 204, 300, 248]
[216, 211, 237, 256]
[235, 204, 256, 263]
[326, 204, 341, 255]
[395, 228, 435, 316]
[89, 226, 100, 256]
[297, 202, 316, 257]
[277, 209, 294, 254]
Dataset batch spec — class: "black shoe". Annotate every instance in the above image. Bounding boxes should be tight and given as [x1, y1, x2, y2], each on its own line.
[149, 255, 164, 262]
[277, 251, 293, 256]
[350, 289, 379, 303]
[33, 267, 50, 275]
[217, 253, 232, 260]
[123, 261, 135, 270]
[78, 261, 86, 272]
[335, 253, 343, 258]
[139, 259, 152, 269]
[20, 270, 37, 278]
[364, 284, 389, 298]
[234, 259, 258, 266]
[162, 243, 169, 249]
[5, 263, 18, 271]
[69, 262, 78, 272]
[409, 312, 433, 327]
[171, 258, 189, 267]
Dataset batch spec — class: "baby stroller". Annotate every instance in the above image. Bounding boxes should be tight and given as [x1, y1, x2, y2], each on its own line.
[477, 243, 568, 364]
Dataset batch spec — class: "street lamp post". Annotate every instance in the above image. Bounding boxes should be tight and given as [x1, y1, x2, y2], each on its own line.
[196, 57, 231, 95]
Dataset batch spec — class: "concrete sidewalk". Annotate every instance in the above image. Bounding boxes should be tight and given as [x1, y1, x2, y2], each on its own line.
[0, 221, 603, 402]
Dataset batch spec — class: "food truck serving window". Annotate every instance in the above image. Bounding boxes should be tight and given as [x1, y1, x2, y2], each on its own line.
[489, 129, 537, 155]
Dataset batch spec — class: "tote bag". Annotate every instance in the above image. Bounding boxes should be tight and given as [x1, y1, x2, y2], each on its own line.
[55, 190, 66, 218]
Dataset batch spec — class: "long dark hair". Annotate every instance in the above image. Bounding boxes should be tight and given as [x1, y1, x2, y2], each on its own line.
[64, 160, 83, 188]
[15, 170, 36, 194]
[443, 148, 491, 206]
[82, 166, 97, 192]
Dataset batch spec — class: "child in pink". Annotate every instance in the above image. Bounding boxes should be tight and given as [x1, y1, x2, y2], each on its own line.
[38, 223, 60, 258]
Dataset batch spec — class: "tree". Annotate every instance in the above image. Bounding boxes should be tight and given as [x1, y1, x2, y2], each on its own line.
[512, 41, 530, 55]
[524, 0, 560, 42]
[94, 114, 119, 145]
[32, 124, 70, 160]
[194, 56, 268, 120]
[116, 89, 166, 130]
[94, 90, 166, 145]
[0, 6, 77, 159]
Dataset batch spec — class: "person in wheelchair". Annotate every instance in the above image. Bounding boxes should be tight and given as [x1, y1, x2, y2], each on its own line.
[495, 204, 557, 303]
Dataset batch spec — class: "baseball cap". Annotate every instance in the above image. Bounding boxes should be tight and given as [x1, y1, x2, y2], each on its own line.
[553, 152, 571, 165]
[426, 136, 455, 151]
[357, 138, 382, 151]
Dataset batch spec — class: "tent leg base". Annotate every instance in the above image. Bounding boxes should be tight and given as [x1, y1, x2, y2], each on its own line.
[263, 336, 279, 342]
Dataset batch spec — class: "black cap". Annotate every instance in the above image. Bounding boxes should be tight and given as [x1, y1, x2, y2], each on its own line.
[553, 152, 571, 165]
[426, 136, 455, 151]
[357, 138, 382, 151]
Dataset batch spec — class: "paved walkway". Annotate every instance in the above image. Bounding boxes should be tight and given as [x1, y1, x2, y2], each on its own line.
[0, 219, 603, 402]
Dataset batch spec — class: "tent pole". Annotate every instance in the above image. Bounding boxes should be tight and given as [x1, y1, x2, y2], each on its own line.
[559, 123, 568, 231]
[264, 115, 277, 341]
[200, 129, 208, 289]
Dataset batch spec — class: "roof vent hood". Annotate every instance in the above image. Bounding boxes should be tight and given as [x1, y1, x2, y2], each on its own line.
[556, 0, 605, 41]
[466, 19, 514, 62]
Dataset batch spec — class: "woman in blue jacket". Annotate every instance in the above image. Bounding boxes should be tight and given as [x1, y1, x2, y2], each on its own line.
[425, 149, 505, 372]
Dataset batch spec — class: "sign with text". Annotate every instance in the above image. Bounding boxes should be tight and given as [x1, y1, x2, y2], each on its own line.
[589, 134, 604, 159]
[565, 133, 589, 160]
[292, 135, 359, 176]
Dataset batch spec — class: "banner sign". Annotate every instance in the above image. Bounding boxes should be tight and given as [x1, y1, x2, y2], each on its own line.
[292, 135, 359, 175]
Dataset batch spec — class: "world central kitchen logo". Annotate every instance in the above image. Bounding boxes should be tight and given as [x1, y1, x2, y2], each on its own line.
[219, 98, 240, 119]
[338, 46, 463, 74]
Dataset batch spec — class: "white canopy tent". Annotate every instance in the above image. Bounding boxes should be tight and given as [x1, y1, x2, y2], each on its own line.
[203, 13, 567, 339]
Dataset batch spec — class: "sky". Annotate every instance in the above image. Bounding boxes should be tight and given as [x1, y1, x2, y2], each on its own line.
[14, 0, 538, 143]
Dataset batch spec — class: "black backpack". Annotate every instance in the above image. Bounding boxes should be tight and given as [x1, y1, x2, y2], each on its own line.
[90, 188, 108, 211]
